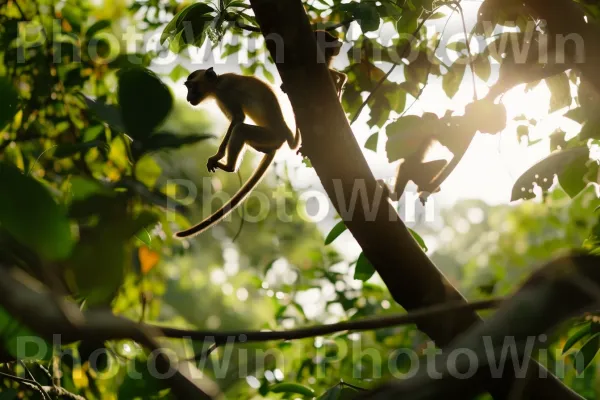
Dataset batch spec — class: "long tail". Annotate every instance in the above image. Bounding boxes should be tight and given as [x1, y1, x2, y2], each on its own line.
[174, 152, 276, 238]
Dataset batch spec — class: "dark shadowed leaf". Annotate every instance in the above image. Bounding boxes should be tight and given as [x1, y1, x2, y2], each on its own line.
[82, 94, 126, 132]
[325, 220, 347, 245]
[319, 385, 342, 400]
[558, 153, 590, 198]
[118, 68, 173, 139]
[54, 140, 109, 159]
[0, 163, 74, 260]
[354, 252, 376, 281]
[160, 3, 215, 51]
[574, 333, 600, 374]
[356, 3, 380, 32]
[511, 146, 589, 201]
[365, 132, 378, 152]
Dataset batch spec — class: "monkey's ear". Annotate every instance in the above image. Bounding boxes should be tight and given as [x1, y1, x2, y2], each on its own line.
[205, 67, 218, 81]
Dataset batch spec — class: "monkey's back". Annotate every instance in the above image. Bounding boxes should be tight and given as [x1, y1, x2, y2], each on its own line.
[217, 74, 291, 134]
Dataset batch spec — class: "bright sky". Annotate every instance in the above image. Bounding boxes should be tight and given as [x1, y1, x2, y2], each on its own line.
[157, 2, 582, 258]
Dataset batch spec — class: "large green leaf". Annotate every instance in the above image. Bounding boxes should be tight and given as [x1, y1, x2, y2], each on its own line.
[82, 94, 126, 132]
[511, 146, 589, 201]
[0, 77, 19, 129]
[117, 68, 173, 140]
[385, 113, 439, 162]
[0, 163, 74, 261]
[443, 61, 466, 99]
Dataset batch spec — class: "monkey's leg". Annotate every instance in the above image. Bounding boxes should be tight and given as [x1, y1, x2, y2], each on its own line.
[209, 124, 281, 173]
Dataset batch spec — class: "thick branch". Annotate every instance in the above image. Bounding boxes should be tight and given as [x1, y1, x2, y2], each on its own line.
[0, 267, 219, 400]
[246, 0, 579, 398]
[361, 253, 599, 399]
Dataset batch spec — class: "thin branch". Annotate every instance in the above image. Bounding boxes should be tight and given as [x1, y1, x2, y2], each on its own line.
[349, 10, 437, 125]
[154, 298, 503, 343]
[454, 2, 478, 101]
[0, 371, 52, 400]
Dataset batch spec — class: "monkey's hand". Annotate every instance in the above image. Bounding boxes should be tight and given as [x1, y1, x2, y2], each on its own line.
[207, 156, 220, 173]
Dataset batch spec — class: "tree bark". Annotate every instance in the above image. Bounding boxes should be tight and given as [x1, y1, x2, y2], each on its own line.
[247, 0, 582, 398]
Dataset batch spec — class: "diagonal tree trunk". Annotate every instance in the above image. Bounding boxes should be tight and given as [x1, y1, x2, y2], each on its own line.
[248, 0, 582, 398]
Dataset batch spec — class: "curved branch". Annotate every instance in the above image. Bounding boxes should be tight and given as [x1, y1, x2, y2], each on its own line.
[155, 298, 503, 343]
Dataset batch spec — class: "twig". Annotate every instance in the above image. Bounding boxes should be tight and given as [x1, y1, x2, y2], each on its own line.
[0, 371, 52, 400]
[349, 8, 438, 125]
[154, 298, 503, 342]
[453, 2, 478, 101]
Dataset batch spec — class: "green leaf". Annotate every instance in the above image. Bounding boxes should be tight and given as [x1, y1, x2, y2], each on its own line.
[356, 3, 380, 33]
[408, 228, 428, 251]
[558, 153, 590, 198]
[85, 19, 111, 39]
[511, 146, 589, 201]
[135, 156, 162, 188]
[319, 385, 342, 400]
[161, 3, 215, 50]
[118, 68, 173, 139]
[447, 41, 467, 53]
[270, 382, 315, 398]
[0, 77, 19, 128]
[0, 163, 74, 260]
[386, 114, 439, 162]
[365, 132, 378, 152]
[443, 62, 466, 99]
[474, 56, 491, 82]
[354, 252, 376, 281]
[574, 333, 600, 374]
[170, 64, 190, 83]
[563, 323, 592, 354]
[325, 220, 347, 245]
[81, 94, 126, 132]
[547, 72, 572, 112]
[0, 308, 52, 361]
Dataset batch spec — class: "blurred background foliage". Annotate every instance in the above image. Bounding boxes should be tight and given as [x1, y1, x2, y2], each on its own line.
[1, 0, 600, 398]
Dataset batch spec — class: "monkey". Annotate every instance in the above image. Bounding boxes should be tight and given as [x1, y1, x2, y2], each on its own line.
[280, 30, 347, 98]
[174, 67, 300, 238]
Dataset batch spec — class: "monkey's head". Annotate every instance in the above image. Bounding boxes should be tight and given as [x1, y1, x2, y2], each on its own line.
[184, 67, 218, 106]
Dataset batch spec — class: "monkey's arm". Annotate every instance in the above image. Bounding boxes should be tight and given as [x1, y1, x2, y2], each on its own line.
[207, 103, 245, 172]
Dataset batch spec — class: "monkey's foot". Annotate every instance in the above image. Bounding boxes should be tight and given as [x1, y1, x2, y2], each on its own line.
[207, 157, 220, 172]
